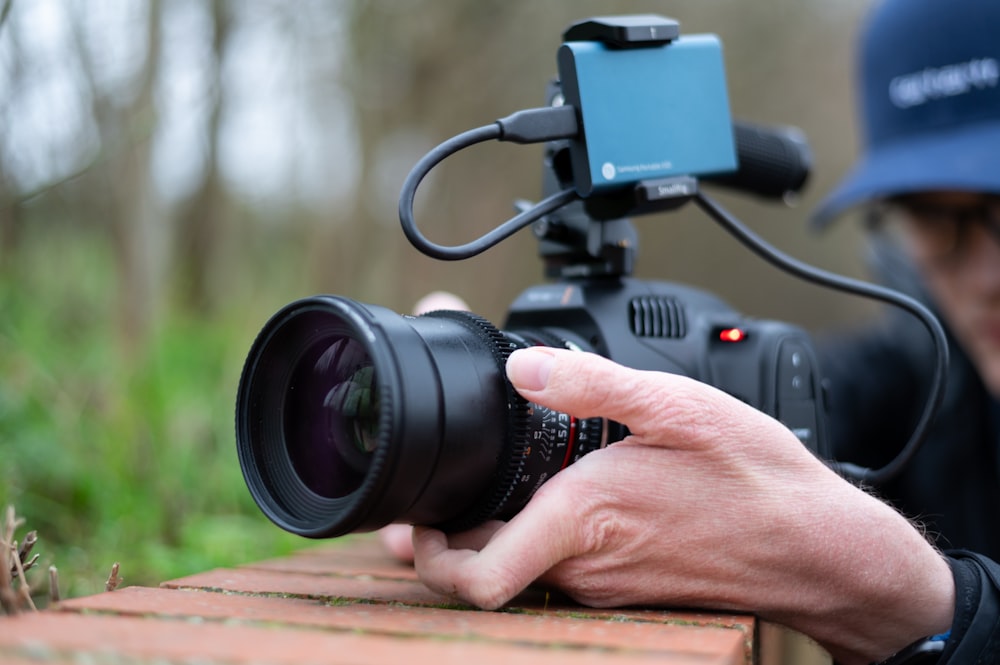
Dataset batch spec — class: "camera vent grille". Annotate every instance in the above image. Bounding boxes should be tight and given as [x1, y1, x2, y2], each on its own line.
[629, 297, 686, 338]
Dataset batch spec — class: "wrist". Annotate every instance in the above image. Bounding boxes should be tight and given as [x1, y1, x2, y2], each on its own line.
[761, 479, 955, 664]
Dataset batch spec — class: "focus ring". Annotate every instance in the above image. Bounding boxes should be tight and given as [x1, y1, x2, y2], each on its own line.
[422, 310, 532, 531]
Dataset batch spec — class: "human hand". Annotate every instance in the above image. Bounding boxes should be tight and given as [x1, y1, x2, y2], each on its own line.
[411, 291, 470, 319]
[411, 346, 955, 664]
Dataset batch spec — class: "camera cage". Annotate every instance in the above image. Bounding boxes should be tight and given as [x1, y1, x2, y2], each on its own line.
[395, 14, 950, 486]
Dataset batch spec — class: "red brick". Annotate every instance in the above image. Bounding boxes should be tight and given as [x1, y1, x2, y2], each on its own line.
[231, 539, 752, 631]
[0, 536, 770, 664]
[0, 611, 741, 665]
[54, 586, 749, 658]
[161, 566, 456, 605]
[244, 550, 420, 581]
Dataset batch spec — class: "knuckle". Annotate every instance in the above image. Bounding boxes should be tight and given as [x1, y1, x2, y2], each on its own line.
[461, 569, 516, 610]
[446, 557, 520, 610]
[554, 360, 647, 418]
[550, 558, 621, 608]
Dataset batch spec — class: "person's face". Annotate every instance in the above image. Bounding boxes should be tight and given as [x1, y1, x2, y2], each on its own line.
[886, 191, 1000, 397]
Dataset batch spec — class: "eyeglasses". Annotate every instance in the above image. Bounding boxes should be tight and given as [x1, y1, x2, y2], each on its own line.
[876, 194, 1000, 264]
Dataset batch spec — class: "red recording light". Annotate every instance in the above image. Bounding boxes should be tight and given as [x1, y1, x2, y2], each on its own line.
[718, 327, 747, 343]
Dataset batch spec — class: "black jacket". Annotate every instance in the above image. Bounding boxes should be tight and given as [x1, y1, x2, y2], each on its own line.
[821, 322, 1000, 559]
[817, 240, 1000, 661]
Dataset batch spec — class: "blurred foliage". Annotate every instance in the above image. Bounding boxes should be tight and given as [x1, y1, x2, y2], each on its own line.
[1, 0, 876, 600]
[0, 223, 304, 598]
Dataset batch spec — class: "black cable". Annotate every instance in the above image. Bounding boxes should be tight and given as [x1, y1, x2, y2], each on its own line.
[693, 191, 950, 485]
[398, 107, 580, 261]
[397, 109, 945, 484]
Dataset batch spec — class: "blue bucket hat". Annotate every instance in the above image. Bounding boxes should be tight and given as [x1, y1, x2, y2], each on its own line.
[812, 0, 1000, 228]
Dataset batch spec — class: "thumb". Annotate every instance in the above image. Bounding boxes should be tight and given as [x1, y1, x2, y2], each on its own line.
[505, 346, 738, 445]
[506, 347, 658, 421]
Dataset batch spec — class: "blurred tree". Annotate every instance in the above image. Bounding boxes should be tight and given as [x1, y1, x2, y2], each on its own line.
[0, 169, 18, 261]
[317, 0, 547, 316]
[172, 0, 229, 315]
[0, 0, 21, 261]
[68, 0, 164, 352]
[318, 0, 870, 327]
[0, 0, 874, 334]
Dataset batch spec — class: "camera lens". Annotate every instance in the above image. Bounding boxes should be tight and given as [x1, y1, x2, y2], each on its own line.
[284, 335, 379, 499]
[236, 295, 608, 538]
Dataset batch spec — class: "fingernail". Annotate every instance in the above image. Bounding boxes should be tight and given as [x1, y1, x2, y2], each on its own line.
[507, 348, 555, 391]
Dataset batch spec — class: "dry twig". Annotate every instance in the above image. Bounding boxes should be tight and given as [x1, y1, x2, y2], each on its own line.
[3, 505, 23, 548]
[48, 566, 60, 604]
[105, 562, 122, 592]
[9, 539, 37, 611]
[2, 506, 43, 614]
[0, 540, 16, 615]
[12, 530, 39, 578]
[2, 506, 20, 615]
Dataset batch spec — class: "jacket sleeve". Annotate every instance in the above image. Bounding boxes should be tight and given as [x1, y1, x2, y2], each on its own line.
[939, 550, 1000, 663]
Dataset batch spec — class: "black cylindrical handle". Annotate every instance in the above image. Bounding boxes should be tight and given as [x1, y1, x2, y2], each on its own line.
[707, 121, 812, 199]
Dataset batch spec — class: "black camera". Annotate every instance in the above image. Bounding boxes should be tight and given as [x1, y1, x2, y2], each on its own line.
[235, 16, 838, 539]
[236, 277, 828, 538]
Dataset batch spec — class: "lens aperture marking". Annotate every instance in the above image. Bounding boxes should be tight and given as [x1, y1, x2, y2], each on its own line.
[499, 401, 605, 519]
[563, 415, 578, 469]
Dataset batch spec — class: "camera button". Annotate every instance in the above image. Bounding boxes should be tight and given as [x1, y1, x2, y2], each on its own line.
[777, 340, 814, 400]
[777, 399, 819, 449]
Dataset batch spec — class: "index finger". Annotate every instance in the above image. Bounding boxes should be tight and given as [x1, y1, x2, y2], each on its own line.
[412, 481, 580, 610]
[507, 347, 750, 447]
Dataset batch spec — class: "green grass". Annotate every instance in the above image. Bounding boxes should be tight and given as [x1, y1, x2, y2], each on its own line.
[0, 228, 306, 600]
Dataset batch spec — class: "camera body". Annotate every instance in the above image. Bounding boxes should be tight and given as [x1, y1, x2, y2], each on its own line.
[235, 15, 833, 540]
[504, 277, 828, 458]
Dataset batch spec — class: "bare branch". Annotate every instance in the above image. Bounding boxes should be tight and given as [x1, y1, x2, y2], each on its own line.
[9, 539, 36, 611]
[1, 506, 17, 614]
[1, 507, 42, 612]
[17, 157, 101, 205]
[48, 566, 60, 604]
[0, 586, 17, 615]
[105, 562, 122, 592]
[13, 530, 38, 577]
[0, 0, 12, 33]
[0, 540, 16, 616]
[3, 505, 23, 546]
